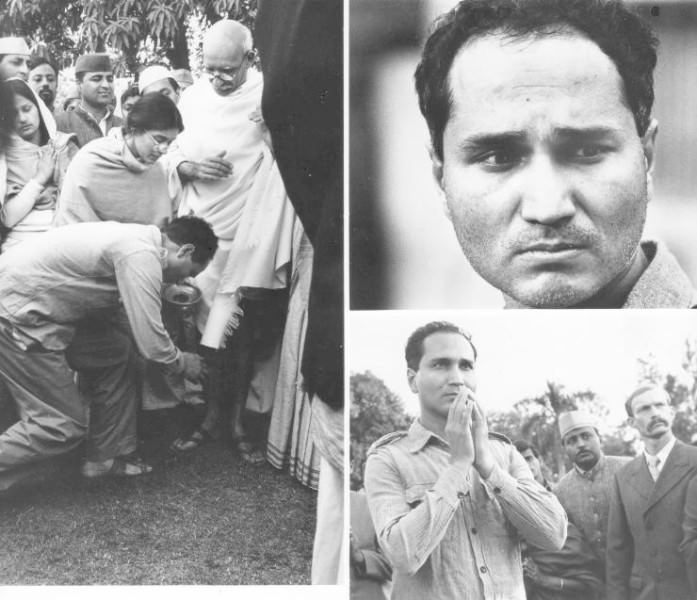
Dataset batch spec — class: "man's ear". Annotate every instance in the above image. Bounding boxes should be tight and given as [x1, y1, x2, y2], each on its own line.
[627, 416, 635, 430]
[429, 146, 444, 192]
[407, 368, 419, 394]
[641, 119, 658, 196]
[177, 243, 195, 259]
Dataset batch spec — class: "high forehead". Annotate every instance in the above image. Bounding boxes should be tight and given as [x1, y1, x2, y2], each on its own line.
[563, 425, 597, 442]
[419, 331, 475, 363]
[446, 30, 632, 133]
[13, 94, 35, 108]
[81, 71, 113, 79]
[631, 387, 669, 411]
[203, 43, 247, 66]
[30, 63, 56, 76]
[0, 54, 28, 62]
[143, 79, 176, 93]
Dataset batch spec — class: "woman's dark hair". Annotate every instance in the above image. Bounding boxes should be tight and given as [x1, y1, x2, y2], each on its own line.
[6, 78, 49, 145]
[125, 92, 183, 133]
[0, 78, 16, 151]
[415, 0, 658, 161]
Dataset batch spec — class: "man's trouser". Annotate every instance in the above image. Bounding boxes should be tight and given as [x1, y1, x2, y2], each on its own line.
[0, 318, 138, 484]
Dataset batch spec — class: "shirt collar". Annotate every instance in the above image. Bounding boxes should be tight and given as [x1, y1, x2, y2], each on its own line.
[406, 420, 447, 453]
[643, 434, 676, 467]
[573, 453, 605, 480]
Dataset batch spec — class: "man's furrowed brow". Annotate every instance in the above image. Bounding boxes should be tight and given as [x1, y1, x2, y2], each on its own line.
[457, 130, 527, 151]
[553, 126, 624, 141]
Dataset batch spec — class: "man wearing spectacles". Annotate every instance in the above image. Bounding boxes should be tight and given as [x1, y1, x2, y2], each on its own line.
[166, 19, 295, 462]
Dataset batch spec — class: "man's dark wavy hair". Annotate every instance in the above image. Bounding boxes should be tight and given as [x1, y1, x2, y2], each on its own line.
[415, 0, 658, 161]
[405, 321, 477, 371]
[162, 215, 218, 265]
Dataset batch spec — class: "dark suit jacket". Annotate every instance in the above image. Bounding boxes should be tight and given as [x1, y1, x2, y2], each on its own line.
[606, 440, 697, 600]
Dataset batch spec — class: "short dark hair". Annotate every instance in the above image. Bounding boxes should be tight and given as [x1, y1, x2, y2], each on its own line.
[0, 78, 16, 151]
[125, 92, 183, 132]
[514, 439, 539, 458]
[405, 321, 477, 371]
[625, 384, 668, 417]
[415, 0, 658, 161]
[162, 215, 218, 265]
[120, 84, 140, 107]
[28, 55, 57, 76]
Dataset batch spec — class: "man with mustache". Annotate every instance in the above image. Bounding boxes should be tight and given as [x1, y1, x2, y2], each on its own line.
[415, 0, 697, 308]
[554, 411, 630, 595]
[28, 56, 57, 113]
[56, 53, 121, 148]
[364, 321, 566, 599]
[606, 385, 697, 600]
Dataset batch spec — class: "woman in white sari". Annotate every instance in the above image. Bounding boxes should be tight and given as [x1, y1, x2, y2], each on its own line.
[1, 77, 76, 251]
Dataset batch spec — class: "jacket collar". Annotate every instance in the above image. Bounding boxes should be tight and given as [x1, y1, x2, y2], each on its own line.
[623, 241, 697, 308]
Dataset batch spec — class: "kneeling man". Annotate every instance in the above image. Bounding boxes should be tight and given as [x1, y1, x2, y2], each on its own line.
[0, 216, 217, 487]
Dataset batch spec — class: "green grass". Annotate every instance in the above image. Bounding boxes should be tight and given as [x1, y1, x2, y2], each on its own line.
[0, 408, 316, 585]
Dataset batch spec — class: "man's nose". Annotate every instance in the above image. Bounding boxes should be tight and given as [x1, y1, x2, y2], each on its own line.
[518, 154, 576, 225]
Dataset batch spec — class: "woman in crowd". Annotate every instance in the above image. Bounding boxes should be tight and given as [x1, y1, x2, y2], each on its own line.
[54, 92, 183, 228]
[1, 77, 76, 250]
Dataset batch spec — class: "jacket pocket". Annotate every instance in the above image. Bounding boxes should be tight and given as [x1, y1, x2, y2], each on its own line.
[405, 483, 435, 507]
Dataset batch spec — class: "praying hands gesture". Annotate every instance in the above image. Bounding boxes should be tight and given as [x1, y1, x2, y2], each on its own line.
[445, 391, 495, 478]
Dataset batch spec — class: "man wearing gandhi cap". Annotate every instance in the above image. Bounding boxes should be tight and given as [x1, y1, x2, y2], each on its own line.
[55, 53, 121, 148]
[138, 65, 179, 103]
[0, 37, 30, 81]
[555, 410, 630, 590]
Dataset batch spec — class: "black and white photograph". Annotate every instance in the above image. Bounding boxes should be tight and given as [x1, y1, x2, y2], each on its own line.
[351, 0, 697, 310]
[350, 310, 697, 599]
[0, 0, 343, 596]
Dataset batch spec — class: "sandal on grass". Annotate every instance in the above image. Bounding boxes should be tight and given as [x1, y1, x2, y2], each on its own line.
[169, 428, 215, 453]
[81, 454, 153, 479]
[235, 439, 266, 466]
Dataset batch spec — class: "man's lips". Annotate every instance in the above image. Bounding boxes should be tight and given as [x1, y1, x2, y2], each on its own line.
[517, 241, 586, 254]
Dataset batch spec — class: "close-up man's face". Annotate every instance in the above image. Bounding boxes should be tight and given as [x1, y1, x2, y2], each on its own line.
[408, 331, 477, 420]
[628, 388, 674, 439]
[0, 54, 29, 80]
[29, 63, 57, 108]
[434, 31, 656, 308]
[562, 425, 602, 471]
[203, 44, 251, 97]
[79, 71, 115, 108]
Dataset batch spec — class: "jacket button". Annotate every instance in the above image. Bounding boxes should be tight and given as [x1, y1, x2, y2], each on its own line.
[493, 487, 501, 494]
[471, 527, 477, 535]
[480, 566, 488, 574]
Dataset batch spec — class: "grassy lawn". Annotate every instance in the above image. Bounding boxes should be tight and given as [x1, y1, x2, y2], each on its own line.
[0, 408, 316, 585]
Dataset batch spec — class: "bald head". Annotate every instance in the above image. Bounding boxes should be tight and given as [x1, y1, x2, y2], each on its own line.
[202, 20, 254, 96]
[203, 19, 252, 55]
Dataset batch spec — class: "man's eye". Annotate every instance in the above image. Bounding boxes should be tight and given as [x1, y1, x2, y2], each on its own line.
[475, 149, 520, 170]
[567, 143, 610, 162]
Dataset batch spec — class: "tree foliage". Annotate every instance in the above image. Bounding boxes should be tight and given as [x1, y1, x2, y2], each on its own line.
[0, 0, 257, 74]
[350, 371, 413, 490]
[490, 382, 634, 481]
